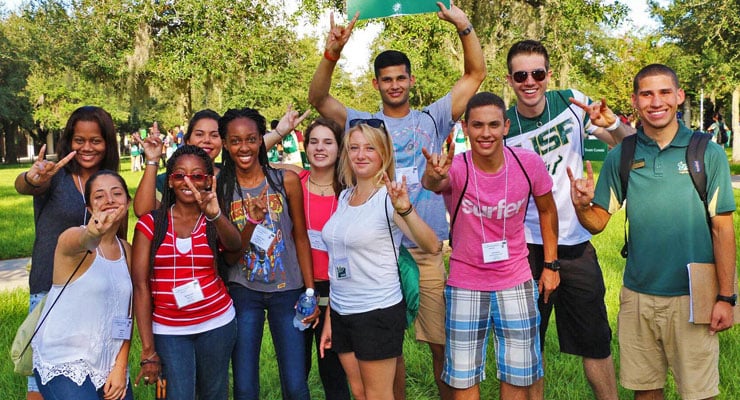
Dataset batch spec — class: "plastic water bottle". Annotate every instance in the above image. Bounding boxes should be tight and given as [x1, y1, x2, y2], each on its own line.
[293, 288, 317, 331]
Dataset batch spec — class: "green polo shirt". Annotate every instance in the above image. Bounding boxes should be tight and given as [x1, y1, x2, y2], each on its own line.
[593, 122, 735, 296]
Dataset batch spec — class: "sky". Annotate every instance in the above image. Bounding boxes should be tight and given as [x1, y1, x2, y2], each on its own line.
[1, 0, 661, 77]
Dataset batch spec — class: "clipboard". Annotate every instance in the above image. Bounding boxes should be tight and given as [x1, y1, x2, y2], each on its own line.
[687, 262, 740, 325]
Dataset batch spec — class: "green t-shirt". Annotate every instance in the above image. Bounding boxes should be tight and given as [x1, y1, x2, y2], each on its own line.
[593, 123, 736, 295]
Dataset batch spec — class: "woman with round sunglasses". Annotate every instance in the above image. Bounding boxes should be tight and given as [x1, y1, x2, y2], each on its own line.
[319, 120, 438, 400]
[32, 170, 133, 400]
[216, 107, 318, 400]
[266, 117, 352, 399]
[15, 106, 122, 400]
[132, 145, 241, 400]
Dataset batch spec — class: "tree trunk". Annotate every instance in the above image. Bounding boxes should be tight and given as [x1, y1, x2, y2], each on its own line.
[3, 121, 19, 164]
[732, 84, 739, 163]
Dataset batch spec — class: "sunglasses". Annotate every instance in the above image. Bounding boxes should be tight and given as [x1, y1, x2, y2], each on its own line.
[170, 173, 211, 182]
[511, 69, 547, 83]
[349, 118, 386, 131]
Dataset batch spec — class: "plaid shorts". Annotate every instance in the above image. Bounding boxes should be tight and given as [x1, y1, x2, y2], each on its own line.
[442, 280, 543, 389]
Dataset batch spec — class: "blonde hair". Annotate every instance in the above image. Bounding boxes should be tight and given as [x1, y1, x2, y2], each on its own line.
[339, 124, 396, 187]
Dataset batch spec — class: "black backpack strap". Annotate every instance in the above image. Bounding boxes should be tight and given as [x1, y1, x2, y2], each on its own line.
[506, 146, 533, 216]
[686, 131, 711, 224]
[618, 134, 638, 258]
[448, 153, 469, 248]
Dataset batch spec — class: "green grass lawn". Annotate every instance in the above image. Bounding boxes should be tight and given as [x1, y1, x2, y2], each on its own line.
[1, 158, 740, 399]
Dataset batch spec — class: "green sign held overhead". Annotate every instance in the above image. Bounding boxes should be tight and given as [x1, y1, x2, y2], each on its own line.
[348, 0, 450, 20]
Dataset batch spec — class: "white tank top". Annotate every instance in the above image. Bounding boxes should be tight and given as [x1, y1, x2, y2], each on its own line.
[33, 242, 132, 389]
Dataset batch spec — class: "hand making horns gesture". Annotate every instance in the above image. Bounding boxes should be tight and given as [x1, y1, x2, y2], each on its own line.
[569, 97, 618, 128]
[24, 144, 77, 188]
[324, 11, 359, 60]
[185, 175, 220, 220]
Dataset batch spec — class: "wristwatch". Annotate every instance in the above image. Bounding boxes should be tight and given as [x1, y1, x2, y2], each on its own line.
[543, 260, 561, 272]
[716, 294, 737, 306]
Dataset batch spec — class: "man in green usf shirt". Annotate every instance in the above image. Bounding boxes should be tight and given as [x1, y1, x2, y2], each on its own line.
[569, 64, 736, 399]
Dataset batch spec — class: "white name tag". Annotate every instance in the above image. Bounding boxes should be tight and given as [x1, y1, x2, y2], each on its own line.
[396, 166, 420, 186]
[482, 240, 509, 263]
[333, 257, 351, 280]
[111, 317, 132, 340]
[172, 280, 205, 309]
[307, 229, 328, 252]
[250, 224, 276, 251]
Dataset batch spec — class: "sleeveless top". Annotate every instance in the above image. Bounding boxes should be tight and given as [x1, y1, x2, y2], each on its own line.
[33, 242, 132, 389]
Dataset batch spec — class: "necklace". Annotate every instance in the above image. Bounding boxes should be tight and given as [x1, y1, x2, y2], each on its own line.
[308, 177, 333, 196]
[515, 97, 551, 133]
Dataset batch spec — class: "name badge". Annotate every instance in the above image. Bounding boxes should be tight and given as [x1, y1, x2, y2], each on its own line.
[111, 317, 132, 340]
[333, 257, 351, 280]
[173, 280, 205, 309]
[396, 166, 420, 186]
[307, 229, 328, 252]
[250, 224, 276, 251]
[482, 240, 509, 263]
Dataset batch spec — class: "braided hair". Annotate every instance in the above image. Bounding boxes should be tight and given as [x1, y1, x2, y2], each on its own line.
[148, 145, 219, 270]
[217, 107, 286, 219]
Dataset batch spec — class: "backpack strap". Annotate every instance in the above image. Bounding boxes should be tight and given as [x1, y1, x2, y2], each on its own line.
[448, 153, 469, 248]
[618, 135, 638, 258]
[686, 131, 711, 224]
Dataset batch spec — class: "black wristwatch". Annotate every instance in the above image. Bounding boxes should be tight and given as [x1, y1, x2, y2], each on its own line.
[716, 294, 737, 306]
[543, 260, 561, 272]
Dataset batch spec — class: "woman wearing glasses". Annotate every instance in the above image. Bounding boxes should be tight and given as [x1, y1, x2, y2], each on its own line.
[132, 145, 241, 399]
[216, 108, 318, 400]
[319, 119, 438, 400]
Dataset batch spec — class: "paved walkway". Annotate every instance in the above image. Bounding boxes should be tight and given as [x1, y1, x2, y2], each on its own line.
[0, 257, 30, 292]
[1, 175, 738, 292]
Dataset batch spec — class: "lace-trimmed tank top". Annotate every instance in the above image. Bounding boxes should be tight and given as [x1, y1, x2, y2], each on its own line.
[33, 241, 132, 389]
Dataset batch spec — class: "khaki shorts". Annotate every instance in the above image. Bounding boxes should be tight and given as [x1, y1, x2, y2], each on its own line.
[618, 287, 719, 399]
[408, 243, 447, 344]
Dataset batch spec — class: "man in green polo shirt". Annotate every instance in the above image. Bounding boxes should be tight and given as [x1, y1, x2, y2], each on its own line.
[568, 64, 736, 399]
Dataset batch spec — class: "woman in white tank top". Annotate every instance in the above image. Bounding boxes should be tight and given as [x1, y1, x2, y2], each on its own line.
[32, 170, 133, 400]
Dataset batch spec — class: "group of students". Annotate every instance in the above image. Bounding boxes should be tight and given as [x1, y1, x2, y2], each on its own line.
[16, 2, 737, 400]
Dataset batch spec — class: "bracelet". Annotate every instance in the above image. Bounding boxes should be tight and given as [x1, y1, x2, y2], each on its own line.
[23, 172, 40, 189]
[140, 359, 160, 366]
[397, 205, 414, 217]
[205, 209, 222, 222]
[458, 24, 473, 36]
[274, 129, 286, 138]
[605, 119, 621, 132]
[246, 214, 264, 225]
[145, 160, 159, 167]
[323, 49, 340, 62]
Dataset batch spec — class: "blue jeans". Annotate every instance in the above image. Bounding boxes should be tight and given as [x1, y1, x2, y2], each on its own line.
[28, 292, 47, 393]
[230, 285, 310, 400]
[154, 318, 236, 400]
[34, 372, 133, 400]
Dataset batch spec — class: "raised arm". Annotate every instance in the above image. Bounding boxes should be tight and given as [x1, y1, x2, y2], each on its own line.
[263, 105, 311, 151]
[566, 162, 612, 234]
[421, 143, 454, 193]
[570, 97, 635, 146]
[439, 1, 486, 120]
[385, 174, 438, 253]
[15, 144, 76, 195]
[307, 12, 358, 127]
[132, 133, 164, 217]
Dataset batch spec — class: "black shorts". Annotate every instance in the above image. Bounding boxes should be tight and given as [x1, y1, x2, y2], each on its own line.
[528, 242, 612, 359]
[330, 301, 406, 361]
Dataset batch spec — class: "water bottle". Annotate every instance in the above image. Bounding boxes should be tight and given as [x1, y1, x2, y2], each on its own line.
[293, 288, 317, 331]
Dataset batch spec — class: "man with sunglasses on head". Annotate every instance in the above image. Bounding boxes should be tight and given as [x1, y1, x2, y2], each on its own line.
[504, 40, 634, 400]
[308, 3, 485, 399]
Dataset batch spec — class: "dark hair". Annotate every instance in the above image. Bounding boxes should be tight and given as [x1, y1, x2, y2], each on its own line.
[149, 145, 218, 269]
[270, 119, 279, 130]
[183, 109, 221, 143]
[464, 92, 508, 121]
[83, 170, 131, 206]
[506, 40, 550, 73]
[217, 108, 286, 218]
[304, 117, 345, 197]
[57, 106, 120, 174]
[633, 64, 679, 94]
[373, 50, 411, 77]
